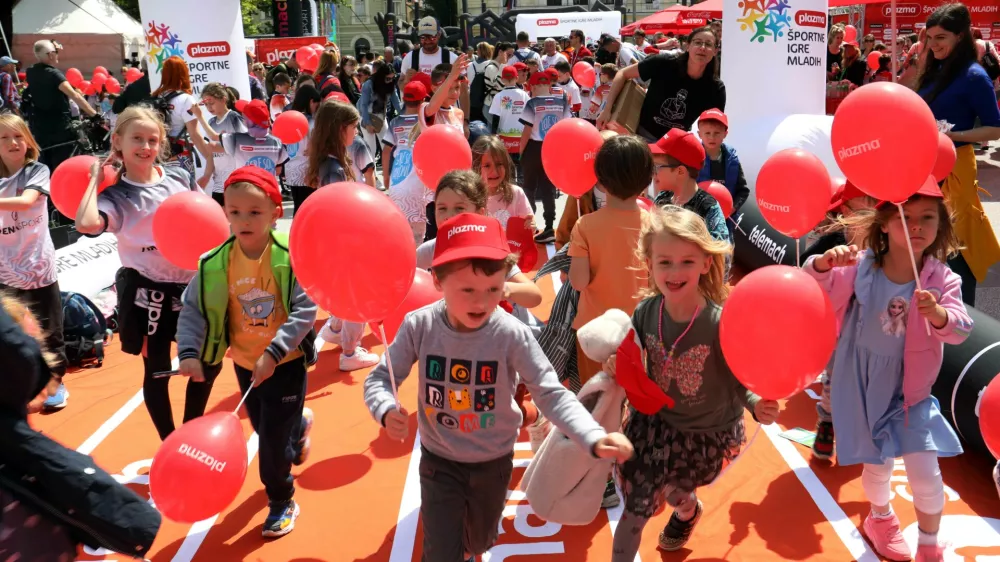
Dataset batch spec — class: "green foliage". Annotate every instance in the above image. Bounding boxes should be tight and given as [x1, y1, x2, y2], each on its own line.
[112, 0, 278, 36]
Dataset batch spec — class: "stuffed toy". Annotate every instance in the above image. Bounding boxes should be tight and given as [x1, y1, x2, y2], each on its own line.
[520, 309, 631, 525]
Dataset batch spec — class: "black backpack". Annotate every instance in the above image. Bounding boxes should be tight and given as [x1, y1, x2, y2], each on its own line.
[469, 59, 496, 112]
[61, 292, 110, 368]
[411, 46, 451, 73]
[146, 91, 188, 154]
[982, 51, 1000, 81]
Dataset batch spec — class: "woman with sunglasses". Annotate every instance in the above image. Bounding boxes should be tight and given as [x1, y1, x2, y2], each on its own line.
[358, 60, 401, 163]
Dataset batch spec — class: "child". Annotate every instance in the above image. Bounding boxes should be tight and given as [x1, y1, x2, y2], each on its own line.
[0, 114, 67, 410]
[799, 179, 874, 460]
[284, 83, 322, 214]
[75, 106, 216, 441]
[269, 73, 292, 120]
[695, 108, 749, 241]
[472, 135, 533, 231]
[519, 70, 572, 244]
[349, 133, 377, 189]
[364, 211, 633, 562]
[384, 80, 431, 245]
[416, 170, 542, 313]
[568, 135, 651, 384]
[609, 205, 779, 559]
[650, 128, 730, 245]
[552, 60, 582, 114]
[190, 99, 287, 178]
[487, 66, 529, 185]
[420, 58, 469, 135]
[192, 82, 248, 203]
[588, 64, 616, 120]
[512, 61, 529, 88]
[176, 166, 317, 538]
[804, 181, 971, 562]
[306, 99, 381, 371]
[556, 129, 618, 249]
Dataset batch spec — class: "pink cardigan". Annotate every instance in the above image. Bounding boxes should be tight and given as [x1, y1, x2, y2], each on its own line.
[804, 251, 973, 410]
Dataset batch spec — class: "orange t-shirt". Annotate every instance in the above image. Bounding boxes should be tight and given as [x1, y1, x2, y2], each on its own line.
[568, 206, 646, 330]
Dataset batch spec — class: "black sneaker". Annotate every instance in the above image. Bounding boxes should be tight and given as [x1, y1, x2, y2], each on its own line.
[813, 420, 834, 460]
[534, 228, 555, 244]
[262, 499, 300, 538]
[658, 500, 703, 551]
[601, 479, 620, 508]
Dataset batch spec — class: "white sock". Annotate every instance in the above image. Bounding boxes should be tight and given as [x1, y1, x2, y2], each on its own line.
[872, 505, 893, 519]
[343, 348, 354, 357]
[917, 528, 938, 546]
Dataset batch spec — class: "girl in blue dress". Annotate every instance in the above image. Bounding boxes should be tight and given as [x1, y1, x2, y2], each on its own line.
[804, 181, 973, 562]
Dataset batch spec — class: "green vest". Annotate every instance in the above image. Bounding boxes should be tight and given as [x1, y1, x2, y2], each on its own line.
[197, 231, 295, 366]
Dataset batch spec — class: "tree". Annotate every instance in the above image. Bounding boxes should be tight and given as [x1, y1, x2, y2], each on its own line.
[113, 0, 273, 36]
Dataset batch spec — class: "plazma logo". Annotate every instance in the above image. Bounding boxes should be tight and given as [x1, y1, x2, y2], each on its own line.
[738, 0, 793, 42]
[145, 21, 185, 72]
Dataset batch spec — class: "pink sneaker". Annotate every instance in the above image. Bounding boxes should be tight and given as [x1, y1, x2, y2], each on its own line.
[914, 543, 944, 562]
[862, 512, 912, 561]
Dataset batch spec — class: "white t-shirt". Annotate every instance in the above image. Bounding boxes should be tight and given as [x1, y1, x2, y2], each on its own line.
[487, 184, 532, 230]
[207, 110, 248, 194]
[489, 87, 530, 153]
[284, 117, 313, 186]
[558, 79, 582, 108]
[540, 52, 568, 70]
[382, 113, 430, 221]
[519, 94, 572, 142]
[164, 92, 198, 138]
[0, 162, 56, 290]
[269, 93, 290, 121]
[97, 164, 195, 283]
[400, 47, 460, 76]
[350, 135, 375, 182]
[221, 132, 288, 175]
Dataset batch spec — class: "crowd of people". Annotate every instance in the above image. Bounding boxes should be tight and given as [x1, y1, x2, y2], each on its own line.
[1, 2, 1000, 561]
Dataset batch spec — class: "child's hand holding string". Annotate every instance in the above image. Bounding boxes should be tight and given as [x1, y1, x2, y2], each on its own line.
[593, 432, 633, 462]
[754, 399, 780, 425]
[252, 353, 277, 387]
[383, 407, 410, 441]
[914, 289, 948, 329]
[813, 244, 859, 273]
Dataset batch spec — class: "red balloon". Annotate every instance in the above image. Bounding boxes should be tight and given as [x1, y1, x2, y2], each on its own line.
[152, 191, 231, 271]
[867, 50, 881, 71]
[78, 80, 91, 95]
[979, 375, 1000, 459]
[66, 68, 84, 88]
[571, 61, 596, 89]
[93, 66, 108, 77]
[413, 125, 472, 190]
[637, 196, 653, 211]
[932, 132, 957, 183]
[297, 46, 319, 72]
[90, 73, 108, 90]
[756, 149, 832, 238]
[541, 118, 603, 197]
[125, 67, 143, 83]
[310, 43, 325, 52]
[272, 110, 309, 144]
[369, 269, 442, 343]
[844, 25, 858, 43]
[699, 180, 733, 217]
[50, 156, 113, 218]
[832, 82, 938, 203]
[720, 266, 838, 400]
[105, 77, 122, 95]
[149, 412, 248, 523]
[290, 182, 416, 322]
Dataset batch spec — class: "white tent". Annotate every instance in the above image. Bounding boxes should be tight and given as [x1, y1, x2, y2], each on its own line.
[13, 0, 145, 79]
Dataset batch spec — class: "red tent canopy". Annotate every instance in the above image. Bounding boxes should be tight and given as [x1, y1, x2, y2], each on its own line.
[620, 0, 722, 37]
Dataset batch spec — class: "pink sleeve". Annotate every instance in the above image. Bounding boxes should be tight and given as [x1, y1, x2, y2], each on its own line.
[803, 254, 858, 312]
[514, 187, 532, 217]
[932, 268, 973, 345]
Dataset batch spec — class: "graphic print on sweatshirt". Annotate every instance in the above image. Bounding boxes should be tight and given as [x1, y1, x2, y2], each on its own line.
[644, 334, 710, 407]
[424, 354, 498, 433]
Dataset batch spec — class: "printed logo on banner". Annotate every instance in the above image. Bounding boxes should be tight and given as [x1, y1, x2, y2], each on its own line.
[737, 0, 793, 42]
[883, 3, 920, 17]
[538, 19, 559, 26]
[188, 41, 231, 58]
[145, 21, 184, 72]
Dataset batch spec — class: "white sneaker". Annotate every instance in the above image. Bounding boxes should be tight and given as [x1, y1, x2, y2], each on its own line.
[339, 347, 379, 371]
[319, 319, 342, 346]
[527, 415, 552, 453]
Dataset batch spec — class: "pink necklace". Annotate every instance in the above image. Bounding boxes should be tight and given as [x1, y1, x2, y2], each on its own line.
[657, 299, 701, 363]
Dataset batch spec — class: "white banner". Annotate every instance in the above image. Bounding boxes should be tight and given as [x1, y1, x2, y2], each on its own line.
[138, 0, 251, 100]
[55, 233, 121, 301]
[515, 12, 622, 44]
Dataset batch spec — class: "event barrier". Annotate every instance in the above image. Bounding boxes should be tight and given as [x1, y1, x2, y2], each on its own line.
[733, 196, 999, 457]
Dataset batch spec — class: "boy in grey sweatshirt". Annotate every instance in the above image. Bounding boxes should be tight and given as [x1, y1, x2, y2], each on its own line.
[364, 212, 633, 562]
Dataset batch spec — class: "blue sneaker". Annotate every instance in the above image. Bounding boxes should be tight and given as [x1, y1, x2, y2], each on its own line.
[43, 384, 69, 411]
[262, 499, 300, 538]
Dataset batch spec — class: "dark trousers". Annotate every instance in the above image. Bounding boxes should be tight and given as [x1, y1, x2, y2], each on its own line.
[290, 185, 315, 216]
[0, 282, 67, 382]
[948, 252, 977, 307]
[419, 447, 514, 561]
[520, 140, 556, 231]
[233, 359, 307, 503]
[211, 191, 225, 207]
[425, 201, 438, 242]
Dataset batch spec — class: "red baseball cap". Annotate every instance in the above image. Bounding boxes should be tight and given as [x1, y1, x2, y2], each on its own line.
[410, 71, 432, 92]
[528, 71, 553, 86]
[234, 99, 249, 113]
[501, 66, 518, 80]
[649, 128, 706, 169]
[876, 176, 944, 208]
[224, 165, 283, 217]
[241, 99, 270, 129]
[644, 44, 660, 55]
[828, 178, 867, 211]
[698, 108, 728, 129]
[403, 81, 428, 102]
[512, 62, 528, 72]
[325, 91, 351, 104]
[432, 213, 511, 267]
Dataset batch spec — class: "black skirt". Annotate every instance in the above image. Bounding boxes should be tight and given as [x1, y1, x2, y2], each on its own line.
[114, 267, 187, 356]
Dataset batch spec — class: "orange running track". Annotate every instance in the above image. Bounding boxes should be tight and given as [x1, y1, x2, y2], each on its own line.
[31, 248, 1000, 562]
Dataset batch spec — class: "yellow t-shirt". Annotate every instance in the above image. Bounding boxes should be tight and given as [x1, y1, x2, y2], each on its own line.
[568, 206, 646, 330]
[227, 243, 302, 370]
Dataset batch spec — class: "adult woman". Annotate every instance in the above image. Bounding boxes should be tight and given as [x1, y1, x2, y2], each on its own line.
[837, 41, 867, 86]
[596, 26, 725, 141]
[358, 60, 401, 158]
[151, 56, 201, 181]
[861, 33, 876, 59]
[917, 3, 1000, 305]
[467, 42, 497, 123]
[313, 50, 343, 98]
[337, 55, 363, 105]
[483, 41, 510, 118]
[827, 24, 845, 78]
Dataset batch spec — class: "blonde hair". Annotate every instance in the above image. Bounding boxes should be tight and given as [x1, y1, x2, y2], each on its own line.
[599, 129, 619, 141]
[0, 114, 41, 177]
[839, 195, 961, 268]
[2, 295, 57, 369]
[111, 106, 170, 180]
[306, 99, 360, 187]
[472, 135, 515, 205]
[476, 42, 495, 60]
[637, 205, 732, 304]
[315, 50, 340, 77]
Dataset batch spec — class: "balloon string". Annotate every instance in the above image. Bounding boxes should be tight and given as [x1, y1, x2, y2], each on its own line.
[377, 322, 401, 406]
[708, 422, 761, 488]
[234, 382, 254, 414]
[897, 203, 931, 336]
[796, 239, 801, 268]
